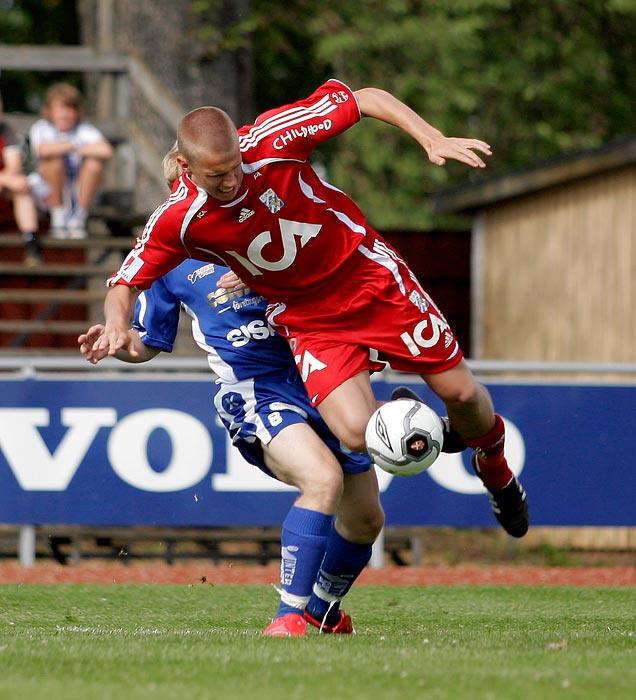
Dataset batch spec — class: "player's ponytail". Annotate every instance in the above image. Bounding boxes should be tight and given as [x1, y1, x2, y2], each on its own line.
[162, 141, 182, 188]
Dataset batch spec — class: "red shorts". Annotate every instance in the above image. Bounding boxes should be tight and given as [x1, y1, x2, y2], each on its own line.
[266, 236, 463, 405]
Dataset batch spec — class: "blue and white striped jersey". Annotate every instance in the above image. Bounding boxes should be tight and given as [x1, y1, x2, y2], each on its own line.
[133, 259, 295, 384]
[133, 259, 372, 473]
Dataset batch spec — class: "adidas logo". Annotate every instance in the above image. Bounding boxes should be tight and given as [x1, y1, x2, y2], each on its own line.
[239, 208, 255, 223]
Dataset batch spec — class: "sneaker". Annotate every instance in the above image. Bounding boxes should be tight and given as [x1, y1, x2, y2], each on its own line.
[67, 225, 87, 240]
[67, 208, 88, 239]
[23, 236, 42, 267]
[49, 206, 69, 238]
[304, 609, 355, 634]
[50, 225, 69, 240]
[263, 613, 307, 637]
[390, 385, 420, 402]
[390, 386, 466, 453]
[472, 454, 529, 538]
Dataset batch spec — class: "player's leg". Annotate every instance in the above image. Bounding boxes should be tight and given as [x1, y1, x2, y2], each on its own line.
[262, 421, 344, 513]
[315, 370, 378, 453]
[421, 361, 528, 537]
[260, 423, 346, 636]
[363, 258, 529, 536]
[214, 379, 341, 636]
[304, 468, 384, 633]
[421, 360, 495, 437]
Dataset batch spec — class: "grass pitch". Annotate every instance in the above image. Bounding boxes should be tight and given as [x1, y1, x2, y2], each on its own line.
[0, 584, 634, 700]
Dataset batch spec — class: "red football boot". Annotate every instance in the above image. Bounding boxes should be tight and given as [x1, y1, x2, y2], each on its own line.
[263, 613, 307, 637]
[304, 609, 355, 634]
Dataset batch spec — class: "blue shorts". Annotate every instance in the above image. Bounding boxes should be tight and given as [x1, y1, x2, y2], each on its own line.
[213, 369, 371, 478]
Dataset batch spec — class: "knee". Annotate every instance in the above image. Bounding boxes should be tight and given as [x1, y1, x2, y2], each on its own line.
[442, 379, 485, 410]
[338, 503, 385, 544]
[362, 507, 385, 542]
[337, 418, 370, 454]
[299, 469, 344, 513]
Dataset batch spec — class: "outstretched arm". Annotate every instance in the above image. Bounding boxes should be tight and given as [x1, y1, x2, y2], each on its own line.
[90, 284, 141, 358]
[354, 87, 491, 169]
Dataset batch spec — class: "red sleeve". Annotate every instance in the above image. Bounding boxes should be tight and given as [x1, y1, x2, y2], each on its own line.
[238, 79, 361, 161]
[107, 236, 188, 291]
[107, 192, 191, 290]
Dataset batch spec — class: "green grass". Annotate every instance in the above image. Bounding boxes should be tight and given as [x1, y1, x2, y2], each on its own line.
[0, 584, 635, 700]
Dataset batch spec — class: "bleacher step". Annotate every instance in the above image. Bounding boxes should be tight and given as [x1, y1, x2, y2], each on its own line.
[0, 320, 91, 334]
[0, 233, 135, 250]
[0, 289, 106, 303]
[0, 262, 117, 277]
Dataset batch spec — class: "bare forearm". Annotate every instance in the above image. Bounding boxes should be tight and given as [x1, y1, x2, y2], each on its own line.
[104, 284, 135, 328]
[79, 322, 160, 364]
[113, 334, 160, 363]
[91, 285, 142, 358]
[355, 87, 443, 151]
[354, 86, 491, 169]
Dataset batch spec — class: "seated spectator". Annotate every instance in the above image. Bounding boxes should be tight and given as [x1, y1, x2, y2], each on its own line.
[29, 82, 113, 239]
[0, 92, 41, 265]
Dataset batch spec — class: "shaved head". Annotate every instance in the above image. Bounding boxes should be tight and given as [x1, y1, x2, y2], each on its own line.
[177, 107, 238, 165]
[175, 107, 244, 200]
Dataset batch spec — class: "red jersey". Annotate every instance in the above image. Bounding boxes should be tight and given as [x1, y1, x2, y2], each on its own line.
[109, 79, 372, 300]
[109, 80, 463, 404]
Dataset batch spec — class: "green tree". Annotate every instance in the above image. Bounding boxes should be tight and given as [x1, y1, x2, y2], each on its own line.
[8, 0, 636, 228]
[218, 0, 636, 228]
[0, 0, 80, 112]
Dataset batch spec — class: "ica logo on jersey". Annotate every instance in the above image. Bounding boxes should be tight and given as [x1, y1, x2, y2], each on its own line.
[400, 314, 452, 355]
[225, 219, 322, 275]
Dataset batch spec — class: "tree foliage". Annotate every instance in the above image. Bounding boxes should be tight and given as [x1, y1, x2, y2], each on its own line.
[5, 0, 636, 228]
[226, 0, 636, 228]
[0, 0, 80, 113]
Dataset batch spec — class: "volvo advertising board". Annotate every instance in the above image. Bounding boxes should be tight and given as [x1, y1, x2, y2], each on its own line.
[1, 376, 634, 527]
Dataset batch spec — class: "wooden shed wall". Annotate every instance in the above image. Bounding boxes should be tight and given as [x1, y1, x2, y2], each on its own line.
[477, 166, 636, 362]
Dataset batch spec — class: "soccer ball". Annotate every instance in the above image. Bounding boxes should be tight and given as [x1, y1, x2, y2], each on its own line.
[365, 399, 444, 476]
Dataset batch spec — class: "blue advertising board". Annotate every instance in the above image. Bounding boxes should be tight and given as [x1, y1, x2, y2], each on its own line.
[0, 375, 634, 527]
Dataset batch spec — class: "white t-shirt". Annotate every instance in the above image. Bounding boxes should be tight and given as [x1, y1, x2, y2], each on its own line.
[29, 119, 106, 171]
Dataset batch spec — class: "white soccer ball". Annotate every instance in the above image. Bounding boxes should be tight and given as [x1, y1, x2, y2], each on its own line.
[365, 399, 444, 476]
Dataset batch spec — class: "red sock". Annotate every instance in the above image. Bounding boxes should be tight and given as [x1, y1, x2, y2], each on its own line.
[463, 415, 513, 491]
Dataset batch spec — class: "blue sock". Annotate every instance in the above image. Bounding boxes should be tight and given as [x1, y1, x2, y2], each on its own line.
[305, 527, 373, 626]
[275, 506, 333, 619]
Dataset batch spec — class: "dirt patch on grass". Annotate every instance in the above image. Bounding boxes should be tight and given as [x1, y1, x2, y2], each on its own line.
[1, 526, 633, 586]
[0, 560, 634, 586]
